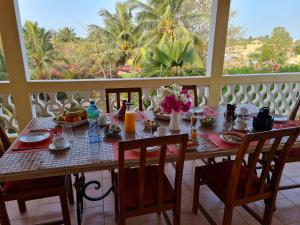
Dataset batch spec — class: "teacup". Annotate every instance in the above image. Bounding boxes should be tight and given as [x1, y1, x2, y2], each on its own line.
[235, 118, 247, 130]
[99, 115, 109, 125]
[157, 127, 167, 136]
[185, 111, 194, 119]
[53, 135, 66, 148]
[239, 107, 249, 116]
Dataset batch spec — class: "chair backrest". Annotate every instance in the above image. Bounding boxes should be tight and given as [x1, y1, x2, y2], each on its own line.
[0, 127, 10, 157]
[118, 134, 188, 211]
[105, 88, 143, 113]
[290, 95, 300, 120]
[182, 85, 198, 107]
[227, 127, 300, 202]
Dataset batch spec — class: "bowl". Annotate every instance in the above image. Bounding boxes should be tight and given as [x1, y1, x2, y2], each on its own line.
[104, 125, 121, 137]
[200, 117, 216, 127]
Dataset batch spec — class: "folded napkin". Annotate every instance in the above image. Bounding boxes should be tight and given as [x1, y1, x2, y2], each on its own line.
[11, 128, 60, 152]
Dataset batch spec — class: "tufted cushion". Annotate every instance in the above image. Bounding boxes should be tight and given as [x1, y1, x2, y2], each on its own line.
[1, 176, 66, 193]
[198, 161, 269, 200]
[116, 165, 175, 209]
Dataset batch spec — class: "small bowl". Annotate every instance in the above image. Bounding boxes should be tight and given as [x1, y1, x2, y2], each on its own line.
[200, 117, 216, 127]
[104, 125, 121, 137]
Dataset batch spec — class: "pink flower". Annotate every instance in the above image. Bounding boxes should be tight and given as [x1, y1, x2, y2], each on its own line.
[160, 88, 192, 113]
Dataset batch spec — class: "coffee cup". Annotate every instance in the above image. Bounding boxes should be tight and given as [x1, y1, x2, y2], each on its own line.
[235, 118, 247, 130]
[157, 127, 167, 136]
[53, 134, 66, 148]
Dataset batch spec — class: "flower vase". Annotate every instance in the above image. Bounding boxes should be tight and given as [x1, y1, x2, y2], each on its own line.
[169, 110, 180, 131]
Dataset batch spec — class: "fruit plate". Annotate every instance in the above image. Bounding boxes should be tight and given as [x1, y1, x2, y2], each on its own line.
[52, 118, 88, 127]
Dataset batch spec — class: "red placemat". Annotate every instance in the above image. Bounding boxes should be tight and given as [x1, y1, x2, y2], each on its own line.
[203, 106, 219, 117]
[112, 141, 176, 161]
[10, 128, 61, 153]
[207, 133, 243, 149]
[273, 120, 300, 129]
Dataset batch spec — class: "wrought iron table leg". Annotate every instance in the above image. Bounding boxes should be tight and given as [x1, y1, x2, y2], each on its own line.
[73, 173, 85, 225]
[73, 173, 114, 225]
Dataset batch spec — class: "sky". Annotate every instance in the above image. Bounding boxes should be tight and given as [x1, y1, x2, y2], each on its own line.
[17, 0, 300, 39]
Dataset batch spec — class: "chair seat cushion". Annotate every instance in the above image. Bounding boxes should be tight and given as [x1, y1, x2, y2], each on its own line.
[1, 176, 66, 193]
[198, 161, 269, 200]
[116, 165, 175, 209]
[288, 147, 300, 158]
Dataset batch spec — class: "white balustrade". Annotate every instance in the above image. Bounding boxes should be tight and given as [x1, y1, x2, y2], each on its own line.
[220, 82, 300, 115]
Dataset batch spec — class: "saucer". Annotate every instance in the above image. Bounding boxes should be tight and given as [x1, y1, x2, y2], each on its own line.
[233, 125, 248, 132]
[99, 120, 110, 127]
[49, 141, 71, 151]
[153, 131, 171, 137]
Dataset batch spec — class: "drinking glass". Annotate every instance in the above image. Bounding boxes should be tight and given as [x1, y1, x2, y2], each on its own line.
[62, 124, 74, 144]
[224, 116, 233, 131]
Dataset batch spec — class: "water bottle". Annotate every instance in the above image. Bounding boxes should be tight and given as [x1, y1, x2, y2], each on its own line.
[87, 101, 101, 144]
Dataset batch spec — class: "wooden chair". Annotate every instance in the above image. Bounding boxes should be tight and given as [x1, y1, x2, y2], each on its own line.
[278, 95, 300, 190]
[182, 85, 198, 107]
[113, 134, 188, 225]
[0, 127, 73, 225]
[105, 88, 143, 113]
[192, 127, 300, 225]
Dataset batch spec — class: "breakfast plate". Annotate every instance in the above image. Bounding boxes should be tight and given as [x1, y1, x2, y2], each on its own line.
[273, 115, 289, 122]
[219, 132, 243, 144]
[153, 131, 171, 137]
[18, 131, 50, 143]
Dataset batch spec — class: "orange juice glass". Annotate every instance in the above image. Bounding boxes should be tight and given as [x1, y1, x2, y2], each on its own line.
[124, 111, 136, 133]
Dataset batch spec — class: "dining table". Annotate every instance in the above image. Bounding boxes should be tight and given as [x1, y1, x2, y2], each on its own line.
[1, 103, 300, 225]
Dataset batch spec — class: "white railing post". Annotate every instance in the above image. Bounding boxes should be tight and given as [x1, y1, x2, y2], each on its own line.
[0, 0, 33, 130]
[206, 0, 231, 106]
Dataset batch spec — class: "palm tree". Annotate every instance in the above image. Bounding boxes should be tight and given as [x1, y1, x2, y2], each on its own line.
[141, 39, 204, 77]
[55, 27, 78, 42]
[88, 3, 141, 70]
[0, 51, 8, 81]
[23, 20, 60, 79]
[128, 0, 209, 50]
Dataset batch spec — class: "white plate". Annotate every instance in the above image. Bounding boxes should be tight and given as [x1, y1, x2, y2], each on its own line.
[18, 131, 50, 143]
[49, 141, 71, 151]
[273, 115, 288, 122]
[190, 107, 205, 115]
[52, 118, 88, 127]
[154, 113, 170, 120]
[219, 132, 243, 144]
[153, 131, 171, 137]
[233, 125, 248, 132]
[134, 146, 159, 153]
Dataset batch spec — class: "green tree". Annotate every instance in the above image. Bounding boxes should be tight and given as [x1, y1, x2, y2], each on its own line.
[294, 45, 300, 55]
[0, 51, 8, 81]
[88, 2, 140, 70]
[23, 21, 62, 79]
[55, 27, 78, 42]
[141, 39, 204, 77]
[249, 27, 293, 66]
